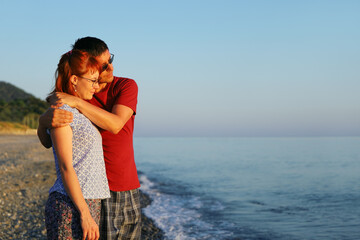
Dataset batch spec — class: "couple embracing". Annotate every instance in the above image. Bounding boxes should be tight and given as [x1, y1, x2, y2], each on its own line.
[37, 37, 141, 240]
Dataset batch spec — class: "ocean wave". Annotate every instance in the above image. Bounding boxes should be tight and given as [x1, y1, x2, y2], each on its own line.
[139, 174, 234, 240]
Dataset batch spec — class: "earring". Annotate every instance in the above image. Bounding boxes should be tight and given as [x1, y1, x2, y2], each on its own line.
[73, 85, 77, 92]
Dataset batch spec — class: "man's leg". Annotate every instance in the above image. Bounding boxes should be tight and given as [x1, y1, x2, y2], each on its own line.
[100, 189, 142, 240]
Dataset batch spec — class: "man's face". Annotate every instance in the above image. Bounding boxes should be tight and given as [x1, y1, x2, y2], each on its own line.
[97, 50, 114, 83]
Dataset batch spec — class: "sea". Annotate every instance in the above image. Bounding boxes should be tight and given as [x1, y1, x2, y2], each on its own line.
[134, 137, 360, 240]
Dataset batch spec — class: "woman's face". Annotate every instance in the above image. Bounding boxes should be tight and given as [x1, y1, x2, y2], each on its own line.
[74, 70, 100, 100]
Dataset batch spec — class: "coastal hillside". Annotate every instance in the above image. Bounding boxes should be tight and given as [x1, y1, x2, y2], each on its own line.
[0, 81, 48, 129]
[0, 81, 34, 101]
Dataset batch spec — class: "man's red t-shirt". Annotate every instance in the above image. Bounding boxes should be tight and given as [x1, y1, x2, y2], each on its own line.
[89, 76, 140, 191]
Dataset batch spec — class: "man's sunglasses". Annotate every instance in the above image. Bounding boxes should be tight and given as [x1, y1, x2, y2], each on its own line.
[102, 54, 114, 72]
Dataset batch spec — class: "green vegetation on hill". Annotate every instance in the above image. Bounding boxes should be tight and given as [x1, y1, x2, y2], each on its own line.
[0, 81, 48, 129]
[0, 81, 34, 101]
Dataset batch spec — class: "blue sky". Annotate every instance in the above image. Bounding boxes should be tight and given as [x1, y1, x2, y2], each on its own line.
[0, 0, 359, 137]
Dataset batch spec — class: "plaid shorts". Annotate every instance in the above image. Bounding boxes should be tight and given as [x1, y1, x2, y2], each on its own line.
[99, 189, 142, 240]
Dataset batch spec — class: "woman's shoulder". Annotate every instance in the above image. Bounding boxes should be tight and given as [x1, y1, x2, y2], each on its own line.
[59, 104, 79, 114]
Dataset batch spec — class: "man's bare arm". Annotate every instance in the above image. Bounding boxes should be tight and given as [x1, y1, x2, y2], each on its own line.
[37, 108, 73, 148]
[49, 93, 133, 134]
[37, 122, 52, 148]
[76, 99, 133, 134]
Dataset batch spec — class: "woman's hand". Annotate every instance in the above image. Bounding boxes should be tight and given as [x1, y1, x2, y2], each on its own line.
[51, 126, 99, 240]
[80, 211, 99, 240]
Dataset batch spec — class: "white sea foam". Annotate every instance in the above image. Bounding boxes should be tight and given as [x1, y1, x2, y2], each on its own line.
[135, 137, 360, 239]
[139, 175, 233, 239]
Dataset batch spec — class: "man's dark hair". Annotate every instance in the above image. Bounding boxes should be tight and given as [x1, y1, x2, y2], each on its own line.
[72, 37, 108, 57]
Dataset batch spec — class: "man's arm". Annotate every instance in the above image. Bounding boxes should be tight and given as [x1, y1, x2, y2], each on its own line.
[37, 108, 73, 148]
[75, 99, 133, 134]
[50, 93, 133, 134]
[37, 122, 52, 148]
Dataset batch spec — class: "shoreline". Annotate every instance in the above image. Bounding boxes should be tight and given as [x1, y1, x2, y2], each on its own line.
[0, 135, 164, 239]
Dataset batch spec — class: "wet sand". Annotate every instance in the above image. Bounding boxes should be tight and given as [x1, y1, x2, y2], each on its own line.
[0, 135, 163, 239]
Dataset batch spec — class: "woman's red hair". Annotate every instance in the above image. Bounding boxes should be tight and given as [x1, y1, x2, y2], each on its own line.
[49, 50, 101, 97]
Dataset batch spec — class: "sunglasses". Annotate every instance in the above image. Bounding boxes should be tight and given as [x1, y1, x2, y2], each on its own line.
[102, 54, 114, 72]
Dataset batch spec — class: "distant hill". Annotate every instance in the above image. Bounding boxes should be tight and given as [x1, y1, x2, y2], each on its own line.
[0, 81, 48, 129]
[0, 81, 35, 102]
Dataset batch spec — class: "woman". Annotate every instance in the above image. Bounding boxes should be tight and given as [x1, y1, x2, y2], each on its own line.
[45, 50, 110, 240]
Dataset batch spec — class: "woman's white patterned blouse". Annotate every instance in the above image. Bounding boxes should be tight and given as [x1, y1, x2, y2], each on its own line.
[48, 104, 110, 199]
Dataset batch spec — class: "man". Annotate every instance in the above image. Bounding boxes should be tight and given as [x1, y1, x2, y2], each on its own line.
[38, 37, 141, 239]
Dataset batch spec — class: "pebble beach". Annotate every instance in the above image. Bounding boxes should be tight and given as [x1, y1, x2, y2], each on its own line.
[0, 135, 163, 240]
